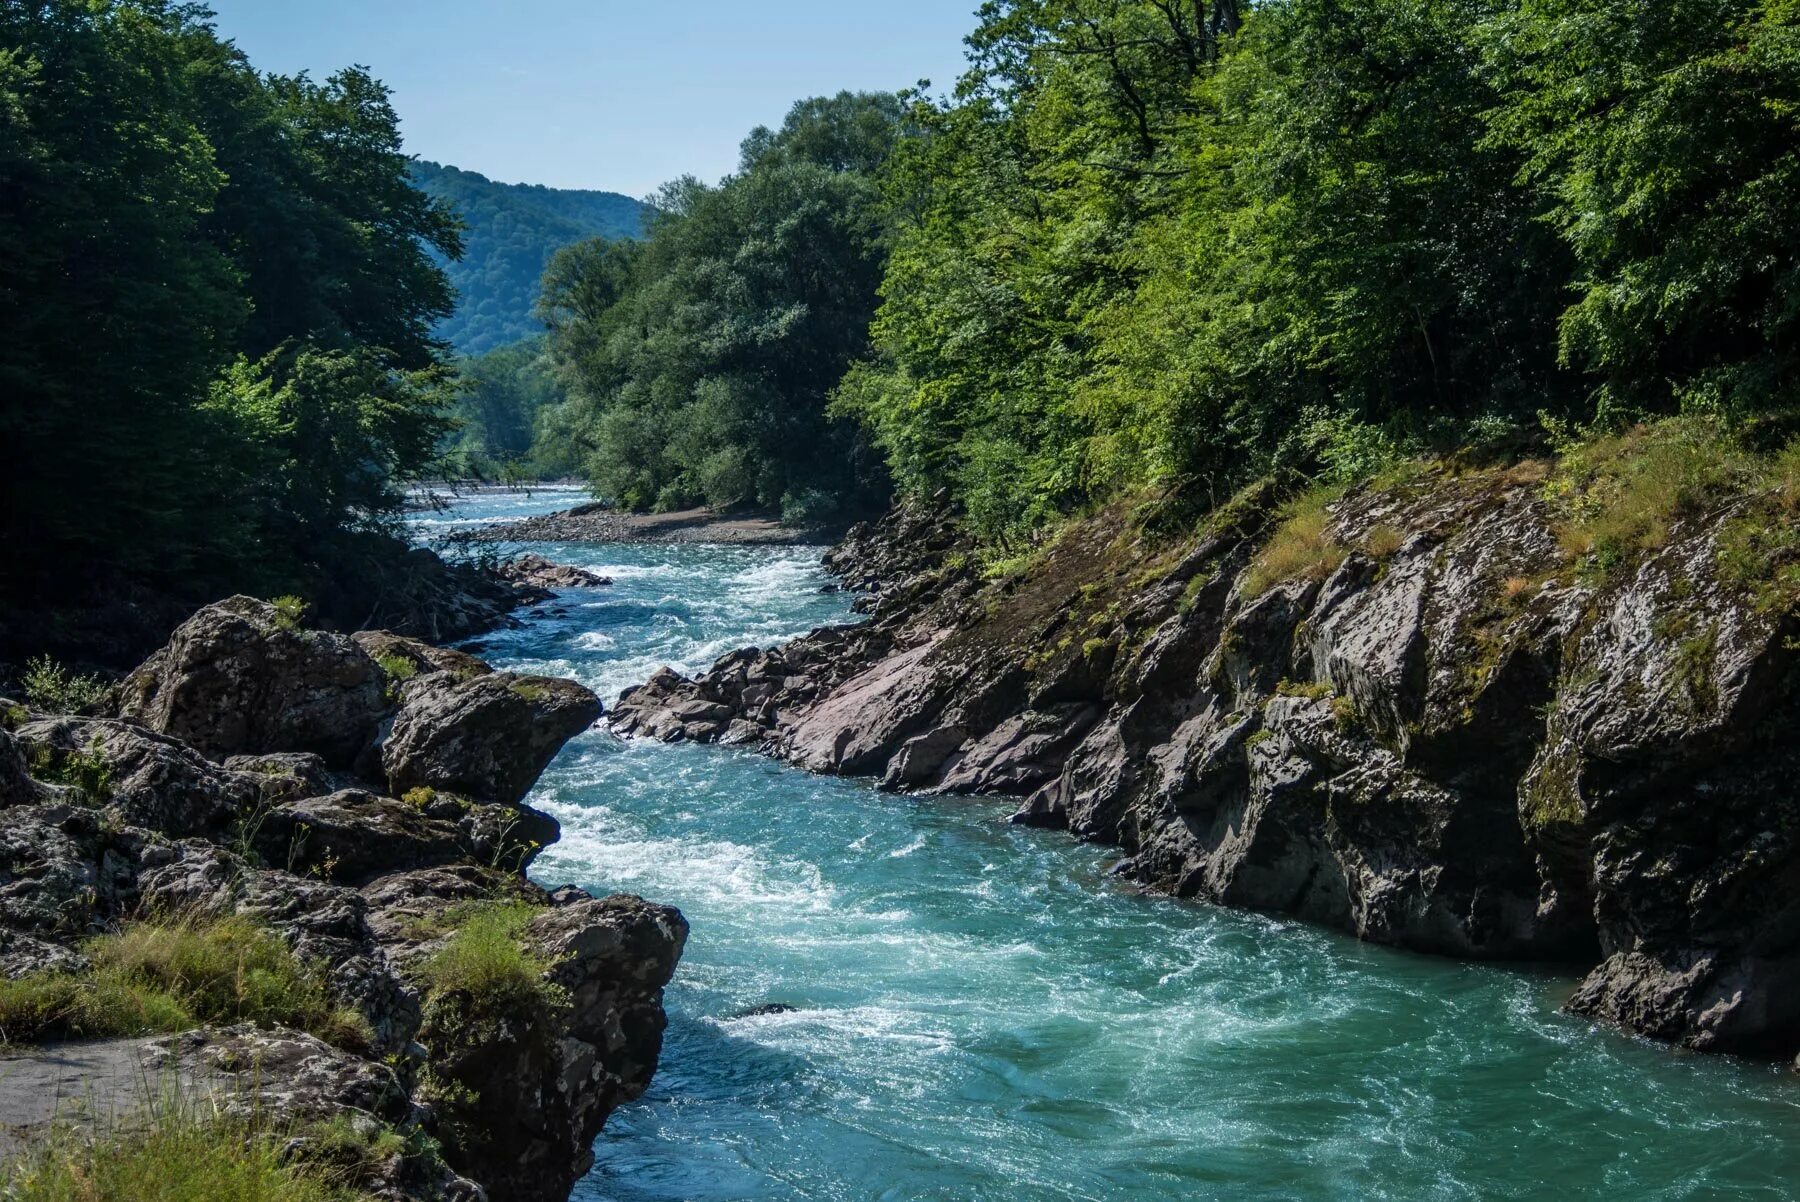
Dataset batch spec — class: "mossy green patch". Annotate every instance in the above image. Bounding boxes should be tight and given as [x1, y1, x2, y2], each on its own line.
[0, 914, 368, 1049]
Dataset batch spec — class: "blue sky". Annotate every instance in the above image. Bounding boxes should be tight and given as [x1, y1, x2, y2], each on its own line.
[207, 1, 982, 198]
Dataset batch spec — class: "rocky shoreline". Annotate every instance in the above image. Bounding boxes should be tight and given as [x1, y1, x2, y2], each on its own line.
[613, 470, 1800, 1061]
[454, 502, 844, 547]
[0, 596, 685, 1200]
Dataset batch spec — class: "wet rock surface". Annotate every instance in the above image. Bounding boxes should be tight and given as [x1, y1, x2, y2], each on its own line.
[612, 477, 1800, 1058]
[499, 553, 614, 590]
[0, 605, 685, 1200]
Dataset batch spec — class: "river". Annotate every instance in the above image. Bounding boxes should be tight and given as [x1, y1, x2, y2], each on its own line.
[419, 487, 1800, 1202]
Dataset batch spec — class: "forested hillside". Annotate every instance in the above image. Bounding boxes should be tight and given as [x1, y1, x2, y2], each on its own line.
[536, 0, 1800, 552]
[410, 161, 645, 355]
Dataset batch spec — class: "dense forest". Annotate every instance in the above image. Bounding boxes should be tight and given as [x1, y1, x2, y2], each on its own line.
[535, 0, 1800, 543]
[6, 0, 1800, 649]
[0, 0, 461, 645]
[410, 161, 645, 355]
[440, 337, 578, 481]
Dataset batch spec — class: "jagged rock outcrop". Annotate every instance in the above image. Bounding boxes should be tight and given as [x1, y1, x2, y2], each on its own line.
[0, 604, 683, 1201]
[499, 553, 613, 591]
[415, 894, 687, 1202]
[613, 473, 1800, 1058]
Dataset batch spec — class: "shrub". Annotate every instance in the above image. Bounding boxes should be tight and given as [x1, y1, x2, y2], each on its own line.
[418, 902, 557, 1011]
[28, 736, 113, 802]
[0, 914, 368, 1049]
[373, 653, 418, 683]
[268, 595, 309, 630]
[20, 655, 110, 715]
[1240, 487, 1348, 597]
[0, 1101, 376, 1202]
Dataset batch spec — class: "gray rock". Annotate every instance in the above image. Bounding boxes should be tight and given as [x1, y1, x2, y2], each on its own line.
[498, 553, 613, 590]
[379, 672, 601, 806]
[16, 716, 259, 836]
[118, 596, 389, 767]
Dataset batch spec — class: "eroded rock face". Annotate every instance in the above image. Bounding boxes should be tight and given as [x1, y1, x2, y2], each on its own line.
[612, 473, 1800, 1057]
[15, 716, 260, 836]
[416, 893, 688, 1202]
[118, 596, 388, 767]
[0, 728, 42, 806]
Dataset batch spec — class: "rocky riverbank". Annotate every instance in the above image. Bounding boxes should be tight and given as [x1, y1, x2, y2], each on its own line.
[0, 596, 685, 1200]
[613, 463, 1800, 1060]
[0, 536, 567, 678]
[454, 502, 844, 547]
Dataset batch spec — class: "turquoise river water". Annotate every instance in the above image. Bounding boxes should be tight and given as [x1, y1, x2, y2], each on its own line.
[419, 487, 1800, 1201]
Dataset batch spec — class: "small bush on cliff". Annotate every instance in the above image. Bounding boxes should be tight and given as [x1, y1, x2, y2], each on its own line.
[1240, 487, 1348, 598]
[20, 655, 110, 715]
[268, 596, 309, 631]
[27, 736, 113, 803]
[0, 1100, 377, 1202]
[418, 901, 558, 1011]
[1545, 418, 1753, 578]
[0, 914, 368, 1048]
[374, 653, 418, 683]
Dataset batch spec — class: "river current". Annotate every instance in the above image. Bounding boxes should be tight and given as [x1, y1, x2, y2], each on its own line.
[420, 487, 1799, 1202]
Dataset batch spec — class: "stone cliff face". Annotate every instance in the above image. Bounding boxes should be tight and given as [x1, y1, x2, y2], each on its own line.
[1, 596, 686, 1201]
[613, 467, 1800, 1059]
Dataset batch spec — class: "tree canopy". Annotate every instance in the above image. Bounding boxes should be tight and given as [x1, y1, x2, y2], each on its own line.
[535, 91, 903, 520]
[0, 0, 460, 607]
[824, 0, 1800, 541]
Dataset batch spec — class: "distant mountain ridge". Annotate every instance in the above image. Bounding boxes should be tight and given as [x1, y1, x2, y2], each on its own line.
[411, 160, 647, 355]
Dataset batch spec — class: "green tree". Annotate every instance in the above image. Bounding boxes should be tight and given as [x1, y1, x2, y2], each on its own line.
[0, 0, 463, 620]
[539, 92, 901, 518]
[1485, 0, 1800, 426]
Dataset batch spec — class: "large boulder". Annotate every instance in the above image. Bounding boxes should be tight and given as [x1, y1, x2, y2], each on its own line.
[118, 596, 387, 768]
[379, 671, 601, 806]
[251, 789, 557, 887]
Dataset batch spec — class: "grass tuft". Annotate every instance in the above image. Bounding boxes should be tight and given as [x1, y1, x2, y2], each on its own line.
[1, 1099, 378, 1201]
[1240, 486, 1347, 597]
[0, 914, 368, 1049]
[417, 901, 557, 1011]
[1545, 418, 1752, 579]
